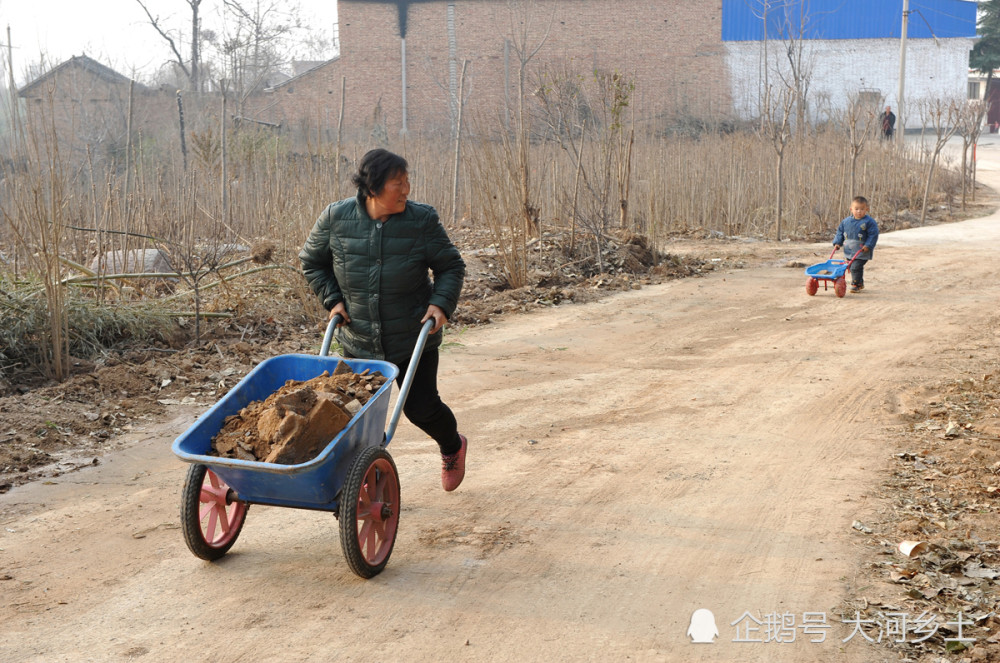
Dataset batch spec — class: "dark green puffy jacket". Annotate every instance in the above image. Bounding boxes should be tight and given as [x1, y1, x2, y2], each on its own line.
[299, 193, 465, 365]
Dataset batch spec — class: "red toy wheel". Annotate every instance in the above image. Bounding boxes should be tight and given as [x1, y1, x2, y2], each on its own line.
[181, 464, 248, 560]
[806, 278, 819, 296]
[339, 445, 400, 578]
[834, 276, 847, 298]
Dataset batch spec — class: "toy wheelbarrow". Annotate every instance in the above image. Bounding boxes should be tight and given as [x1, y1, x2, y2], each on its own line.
[171, 315, 433, 578]
[805, 248, 864, 298]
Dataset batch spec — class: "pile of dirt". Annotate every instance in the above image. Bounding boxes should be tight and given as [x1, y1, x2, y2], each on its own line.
[211, 362, 387, 465]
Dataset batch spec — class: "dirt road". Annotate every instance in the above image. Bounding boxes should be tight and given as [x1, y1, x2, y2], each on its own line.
[4, 137, 1000, 662]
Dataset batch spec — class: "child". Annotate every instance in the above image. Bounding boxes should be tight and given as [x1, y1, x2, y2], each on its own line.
[833, 196, 880, 293]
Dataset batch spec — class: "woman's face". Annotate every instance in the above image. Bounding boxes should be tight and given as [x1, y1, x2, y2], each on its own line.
[370, 170, 410, 218]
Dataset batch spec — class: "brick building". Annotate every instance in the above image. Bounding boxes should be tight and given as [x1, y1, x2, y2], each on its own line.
[251, 0, 732, 136]
[16, 55, 186, 161]
[19, 1, 978, 146]
[18, 55, 148, 157]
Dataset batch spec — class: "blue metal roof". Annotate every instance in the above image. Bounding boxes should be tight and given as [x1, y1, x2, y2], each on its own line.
[722, 0, 977, 41]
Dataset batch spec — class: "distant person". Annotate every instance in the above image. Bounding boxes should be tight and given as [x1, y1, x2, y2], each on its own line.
[833, 196, 880, 293]
[880, 106, 896, 139]
[299, 148, 469, 491]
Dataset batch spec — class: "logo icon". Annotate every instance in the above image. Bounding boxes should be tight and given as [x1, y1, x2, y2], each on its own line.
[687, 608, 719, 643]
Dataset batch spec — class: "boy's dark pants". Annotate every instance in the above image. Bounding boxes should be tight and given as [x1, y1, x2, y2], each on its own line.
[850, 258, 868, 287]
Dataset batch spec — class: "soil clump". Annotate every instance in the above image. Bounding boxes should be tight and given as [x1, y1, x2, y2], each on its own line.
[210, 361, 387, 465]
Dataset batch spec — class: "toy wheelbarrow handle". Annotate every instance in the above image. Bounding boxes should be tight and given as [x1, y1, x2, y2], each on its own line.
[829, 246, 866, 263]
[319, 313, 435, 445]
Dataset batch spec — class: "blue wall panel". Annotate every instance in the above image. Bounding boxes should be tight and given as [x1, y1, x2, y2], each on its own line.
[722, 0, 977, 41]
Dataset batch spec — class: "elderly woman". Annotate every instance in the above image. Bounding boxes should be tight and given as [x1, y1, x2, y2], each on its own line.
[299, 148, 468, 491]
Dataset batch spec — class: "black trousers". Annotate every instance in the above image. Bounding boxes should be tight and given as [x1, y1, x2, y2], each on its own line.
[346, 348, 461, 455]
[394, 349, 462, 455]
[849, 258, 867, 287]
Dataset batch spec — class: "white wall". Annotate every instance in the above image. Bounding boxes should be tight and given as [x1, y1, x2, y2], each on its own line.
[725, 37, 976, 125]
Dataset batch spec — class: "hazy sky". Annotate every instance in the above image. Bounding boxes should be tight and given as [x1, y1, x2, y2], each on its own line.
[0, 0, 339, 86]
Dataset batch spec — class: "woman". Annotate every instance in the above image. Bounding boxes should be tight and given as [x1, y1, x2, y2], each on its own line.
[299, 148, 468, 491]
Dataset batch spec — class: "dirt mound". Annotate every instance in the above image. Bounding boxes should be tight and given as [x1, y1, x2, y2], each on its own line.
[210, 361, 387, 465]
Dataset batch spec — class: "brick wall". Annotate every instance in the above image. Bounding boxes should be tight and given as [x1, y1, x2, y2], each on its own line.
[19, 62, 189, 163]
[20, 64, 134, 158]
[252, 0, 733, 136]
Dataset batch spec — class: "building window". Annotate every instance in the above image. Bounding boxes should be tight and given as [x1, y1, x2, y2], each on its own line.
[969, 81, 981, 100]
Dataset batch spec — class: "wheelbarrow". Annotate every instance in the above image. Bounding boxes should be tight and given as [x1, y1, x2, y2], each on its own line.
[171, 315, 433, 578]
[805, 248, 864, 298]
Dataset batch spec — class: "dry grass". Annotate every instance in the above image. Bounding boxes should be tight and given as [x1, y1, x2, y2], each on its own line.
[0, 86, 964, 382]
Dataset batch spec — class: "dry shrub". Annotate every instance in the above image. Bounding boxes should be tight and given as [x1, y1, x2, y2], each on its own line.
[0, 84, 962, 383]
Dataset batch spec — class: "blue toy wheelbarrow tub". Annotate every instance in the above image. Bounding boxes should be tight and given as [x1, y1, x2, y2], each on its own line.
[804, 259, 849, 281]
[171, 354, 399, 510]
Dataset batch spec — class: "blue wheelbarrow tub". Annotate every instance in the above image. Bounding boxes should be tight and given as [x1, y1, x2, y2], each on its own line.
[805, 259, 848, 281]
[172, 354, 399, 509]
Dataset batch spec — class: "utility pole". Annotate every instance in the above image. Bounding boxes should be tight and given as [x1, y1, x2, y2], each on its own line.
[6, 26, 17, 146]
[896, 0, 909, 147]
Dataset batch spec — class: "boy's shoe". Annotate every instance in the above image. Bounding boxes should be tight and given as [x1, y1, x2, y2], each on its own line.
[441, 434, 467, 492]
[850, 284, 864, 293]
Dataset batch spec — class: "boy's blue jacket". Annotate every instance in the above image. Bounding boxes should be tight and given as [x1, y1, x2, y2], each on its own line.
[833, 214, 879, 259]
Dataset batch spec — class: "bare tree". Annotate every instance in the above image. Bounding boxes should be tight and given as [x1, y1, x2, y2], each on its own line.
[844, 91, 877, 197]
[135, 0, 203, 92]
[773, 2, 816, 132]
[749, 0, 816, 133]
[915, 98, 962, 225]
[503, 0, 552, 238]
[758, 83, 795, 240]
[467, 119, 529, 289]
[534, 65, 635, 271]
[955, 99, 988, 208]
[218, 0, 302, 116]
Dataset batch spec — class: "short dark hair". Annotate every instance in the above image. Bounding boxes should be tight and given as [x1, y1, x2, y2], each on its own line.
[852, 195, 869, 205]
[352, 149, 408, 198]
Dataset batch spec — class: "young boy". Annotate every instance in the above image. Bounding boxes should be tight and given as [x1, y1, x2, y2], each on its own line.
[833, 196, 880, 293]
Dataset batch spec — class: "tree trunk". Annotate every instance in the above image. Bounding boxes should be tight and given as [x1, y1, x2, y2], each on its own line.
[335, 77, 346, 197]
[919, 154, 938, 226]
[450, 60, 469, 224]
[190, 0, 201, 92]
[775, 150, 784, 241]
[176, 92, 188, 171]
[849, 151, 858, 201]
[961, 140, 968, 211]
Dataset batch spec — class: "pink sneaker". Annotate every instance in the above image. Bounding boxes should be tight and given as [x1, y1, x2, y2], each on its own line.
[441, 434, 467, 492]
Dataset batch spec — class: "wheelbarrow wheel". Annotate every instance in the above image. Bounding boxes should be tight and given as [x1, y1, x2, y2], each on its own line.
[834, 276, 847, 298]
[806, 278, 819, 296]
[339, 445, 400, 578]
[181, 464, 248, 561]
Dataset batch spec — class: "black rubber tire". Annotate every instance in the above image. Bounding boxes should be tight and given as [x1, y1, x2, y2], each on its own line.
[339, 445, 400, 578]
[181, 464, 248, 561]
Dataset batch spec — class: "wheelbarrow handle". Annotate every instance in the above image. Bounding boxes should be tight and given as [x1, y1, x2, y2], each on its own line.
[319, 314, 344, 357]
[385, 319, 435, 444]
[319, 312, 435, 445]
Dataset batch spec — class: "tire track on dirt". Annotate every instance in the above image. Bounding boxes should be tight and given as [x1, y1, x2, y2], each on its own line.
[5, 156, 1000, 660]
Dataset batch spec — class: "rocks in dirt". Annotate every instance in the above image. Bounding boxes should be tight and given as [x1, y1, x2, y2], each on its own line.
[210, 362, 387, 465]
